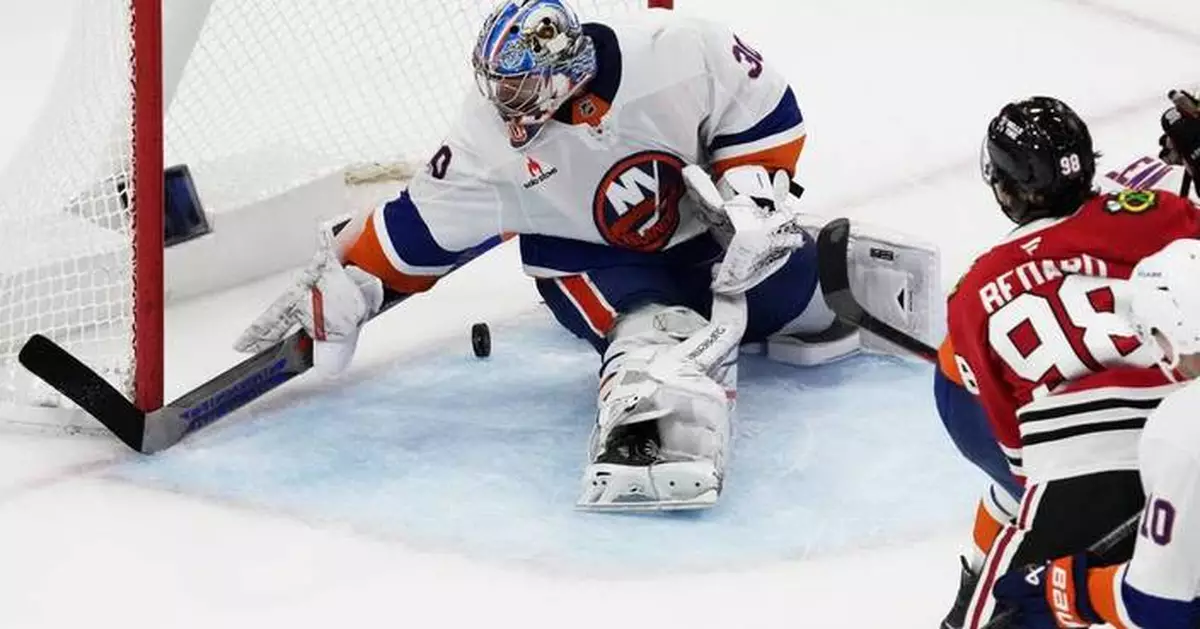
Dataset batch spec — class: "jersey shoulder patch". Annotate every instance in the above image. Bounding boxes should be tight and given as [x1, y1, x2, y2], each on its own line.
[1102, 189, 1159, 214]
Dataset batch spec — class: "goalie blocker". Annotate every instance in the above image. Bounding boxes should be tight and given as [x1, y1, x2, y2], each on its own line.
[812, 216, 943, 361]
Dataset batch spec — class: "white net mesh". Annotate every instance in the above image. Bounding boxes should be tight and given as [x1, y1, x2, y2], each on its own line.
[0, 0, 648, 432]
[0, 1, 137, 425]
[167, 0, 647, 213]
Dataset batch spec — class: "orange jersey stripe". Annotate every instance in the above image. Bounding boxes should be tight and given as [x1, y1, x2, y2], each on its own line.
[559, 275, 616, 336]
[1086, 564, 1129, 629]
[344, 213, 440, 294]
[711, 136, 806, 178]
[938, 336, 965, 386]
[972, 498, 1005, 557]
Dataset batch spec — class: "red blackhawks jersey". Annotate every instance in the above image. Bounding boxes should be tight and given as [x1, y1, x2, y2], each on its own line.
[948, 189, 1200, 483]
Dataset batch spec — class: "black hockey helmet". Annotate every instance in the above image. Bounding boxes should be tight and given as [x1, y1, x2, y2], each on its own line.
[981, 96, 1097, 225]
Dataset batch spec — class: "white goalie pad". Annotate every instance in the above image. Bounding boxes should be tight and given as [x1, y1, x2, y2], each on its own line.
[843, 220, 944, 353]
[577, 295, 746, 512]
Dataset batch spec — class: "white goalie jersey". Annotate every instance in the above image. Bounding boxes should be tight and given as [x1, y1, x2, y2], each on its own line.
[338, 11, 807, 291]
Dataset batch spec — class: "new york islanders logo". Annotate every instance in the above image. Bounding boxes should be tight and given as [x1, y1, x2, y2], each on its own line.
[592, 151, 685, 252]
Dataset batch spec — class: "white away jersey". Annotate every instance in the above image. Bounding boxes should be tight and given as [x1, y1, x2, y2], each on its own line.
[343, 12, 805, 293]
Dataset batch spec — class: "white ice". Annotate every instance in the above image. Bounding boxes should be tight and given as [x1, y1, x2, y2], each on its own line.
[1, 1, 1197, 628]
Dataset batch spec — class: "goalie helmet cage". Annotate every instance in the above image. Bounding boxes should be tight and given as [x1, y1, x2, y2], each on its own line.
[0, 0, 671, 430]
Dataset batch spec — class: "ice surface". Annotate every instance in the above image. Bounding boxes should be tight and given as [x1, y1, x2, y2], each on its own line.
[113, 313, 978, 573]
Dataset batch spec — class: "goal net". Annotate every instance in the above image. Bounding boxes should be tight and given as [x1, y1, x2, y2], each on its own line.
[0, 0, 668, 434]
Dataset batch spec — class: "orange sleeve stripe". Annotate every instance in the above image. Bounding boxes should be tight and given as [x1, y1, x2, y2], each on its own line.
[343, 213, 440, 294]
[938, 336, 965, 386]
[559, 275, 616, 337]
[972, 499, 1005, 556]
[711, 136, 806, 179]
[1087, 564, 1129, 629]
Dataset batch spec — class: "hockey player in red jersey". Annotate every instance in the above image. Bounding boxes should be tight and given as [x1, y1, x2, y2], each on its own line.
[967, 93, 1200, 629]
[941, 95, 1200, 629]
[990, 239, 1200, 629]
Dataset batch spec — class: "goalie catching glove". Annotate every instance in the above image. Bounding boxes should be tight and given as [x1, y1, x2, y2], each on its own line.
[234, 227, 384, 374]
[684, 164, 809, 295]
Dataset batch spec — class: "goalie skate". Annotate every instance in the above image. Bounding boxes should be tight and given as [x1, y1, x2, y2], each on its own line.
[577, 461, 722, 511]
[576, 422, 723, 511]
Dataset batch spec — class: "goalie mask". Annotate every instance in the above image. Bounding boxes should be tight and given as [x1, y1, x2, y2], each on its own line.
[472, 0, 597, 147]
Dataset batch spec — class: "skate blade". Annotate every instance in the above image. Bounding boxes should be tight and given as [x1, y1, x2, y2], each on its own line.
[575, 489, 719, 513]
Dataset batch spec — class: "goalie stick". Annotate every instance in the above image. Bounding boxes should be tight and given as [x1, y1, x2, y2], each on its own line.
[19, 282, 433, 453]
[18, 224, 504, 452]
[814, 217, 938, 363]
[20, 329, 314, 453]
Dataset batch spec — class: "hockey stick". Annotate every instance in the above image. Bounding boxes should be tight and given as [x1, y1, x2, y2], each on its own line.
[18, 223, 505, 452]
[983, 511, 1141, 628]
[814, 217, 938, 363]
[20, 329, 314, 453]
[19, 281, 435, 454]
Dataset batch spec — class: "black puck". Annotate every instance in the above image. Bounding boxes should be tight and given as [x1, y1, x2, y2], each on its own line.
[471, 322, 491, 358]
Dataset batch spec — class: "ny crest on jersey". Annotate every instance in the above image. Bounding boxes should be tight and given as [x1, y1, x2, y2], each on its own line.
[592, 151, 685, 252]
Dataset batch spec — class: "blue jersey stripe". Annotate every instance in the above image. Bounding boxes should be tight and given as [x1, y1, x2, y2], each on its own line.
[709, 87, 803, 153]
[519, 233, 723, 275]
[380, 190, 496, 269]
[1122, 582, 1200, 629]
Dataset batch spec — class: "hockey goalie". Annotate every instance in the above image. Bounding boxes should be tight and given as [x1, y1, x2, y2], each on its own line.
[234, 0, 939, 511]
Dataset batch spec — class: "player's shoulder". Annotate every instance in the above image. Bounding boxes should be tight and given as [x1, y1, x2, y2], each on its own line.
[442, 91, 514, 163]
[1089, 187, 1192, 215]
[955, 232, 1029, 286]
[1142, 381, 1200, 446]
[947, 230, 1037, 314]
[601, 11, 726, 58]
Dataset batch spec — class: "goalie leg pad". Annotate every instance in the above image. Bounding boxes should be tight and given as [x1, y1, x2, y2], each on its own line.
[578, 303, 737, 511]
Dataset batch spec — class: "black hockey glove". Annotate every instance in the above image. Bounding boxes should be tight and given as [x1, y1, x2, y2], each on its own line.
[1160, 89, 1200, 178]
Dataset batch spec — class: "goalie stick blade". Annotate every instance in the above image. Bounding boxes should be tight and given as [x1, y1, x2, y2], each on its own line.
[17, 334, 147, 451]
[815, 218, 938, 363]
[139, 330, 315, 453]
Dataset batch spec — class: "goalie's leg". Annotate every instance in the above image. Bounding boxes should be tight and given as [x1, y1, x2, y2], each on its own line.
[577, 302, 740, 510]
[738, 236, 862, 366]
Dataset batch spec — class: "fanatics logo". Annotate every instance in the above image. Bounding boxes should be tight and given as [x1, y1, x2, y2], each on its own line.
[523, 156, 558, 189]
[1020, 237, 1042, 256]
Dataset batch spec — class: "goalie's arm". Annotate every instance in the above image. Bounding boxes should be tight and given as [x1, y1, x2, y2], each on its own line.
[234, 136, 507, 367]
[339, 188, 506, 296]
[691, 18, 806, 179]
